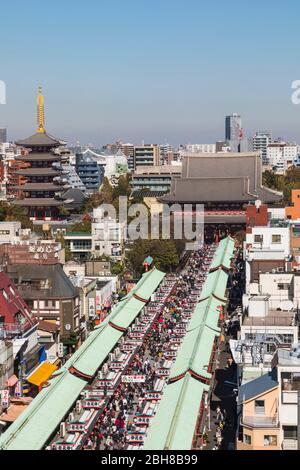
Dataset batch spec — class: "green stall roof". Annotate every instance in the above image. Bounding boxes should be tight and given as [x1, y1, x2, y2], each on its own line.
[169, 323, 218, 381]
[120, 267, 165, 302]
[110, 268, 165, 330]
[70, 325, 123, 377]
[200, 268, 229, 302]
[187, 296, 224, 332]
[0, 268, 166, 450]
[144, 375, 209, 450]
[0, 372, 86, 450]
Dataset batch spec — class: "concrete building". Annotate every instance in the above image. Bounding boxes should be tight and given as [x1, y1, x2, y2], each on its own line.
[237, 345, 300, 451]
[267, 140, 298, 174]
[134, 145, 160, 169]
[5, 264, 82, 347]
[237, 370, 280, 450]
[91, 207, 126, 260]
[225, 113, 242, 142]
[0, 129, 7, 144]
[75, 153, 104, 192]
[131, 164, 182, 196]
[184, 144, 216, 154]
[244, 223, 291, 293]
[64, 232, 92, 262]
[252, 131, 272, 165]
[0, 222, 21, 243]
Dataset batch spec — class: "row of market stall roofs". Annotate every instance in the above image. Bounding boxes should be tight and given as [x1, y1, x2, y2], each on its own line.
[143, 236, 235, 450]
[0, 268, 166, 450]
[0, 237, 235, 451]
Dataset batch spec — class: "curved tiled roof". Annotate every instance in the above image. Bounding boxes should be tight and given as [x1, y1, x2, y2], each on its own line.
[15, 132, 62, 148]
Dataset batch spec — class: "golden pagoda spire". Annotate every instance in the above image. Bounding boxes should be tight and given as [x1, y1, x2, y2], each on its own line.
[37, 86, 45, 133]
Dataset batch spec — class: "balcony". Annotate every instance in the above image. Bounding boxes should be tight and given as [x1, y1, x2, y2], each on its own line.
[242, 416, 279, 428]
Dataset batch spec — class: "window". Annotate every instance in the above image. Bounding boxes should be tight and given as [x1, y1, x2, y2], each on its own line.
[254, 234, 263, 243]
[243, 434, 251, 445]
[2, 289, 8, 301]
[254, 400, 265, 414]
[264, 435, 277, 446]
[272, 234, 281, 244]
[283, 426, 297, 440]
[278, 283, 289, 290]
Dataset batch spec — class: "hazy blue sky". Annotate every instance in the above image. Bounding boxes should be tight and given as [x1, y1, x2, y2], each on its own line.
[1, 0, 300, 146]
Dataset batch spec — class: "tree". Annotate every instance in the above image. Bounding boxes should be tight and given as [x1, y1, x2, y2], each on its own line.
[0, 202, 33, 229]
[70, 218, 91, 233]
[126, 238, 180, 276]
[100, 177, 114, 204]
[111, 262, 125, 275]
[150, 240, 179, 272]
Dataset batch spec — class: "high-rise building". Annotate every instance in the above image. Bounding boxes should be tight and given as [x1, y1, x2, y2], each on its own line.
[0, 128, 7, 143]
[133, 144, 160, 169]
[225, 113, 242, 141]
[252, 131, 272, 165]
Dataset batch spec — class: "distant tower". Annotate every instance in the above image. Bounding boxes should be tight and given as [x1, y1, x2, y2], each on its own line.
[37, 86, 45, 133]
[225, 113, 242, 141]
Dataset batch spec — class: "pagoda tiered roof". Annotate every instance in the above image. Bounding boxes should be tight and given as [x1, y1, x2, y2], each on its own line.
[14, 183, 63, 192]
[15, 132, 63, 148]
[15, 168, 60, 177]
[16, 153, 59, 162]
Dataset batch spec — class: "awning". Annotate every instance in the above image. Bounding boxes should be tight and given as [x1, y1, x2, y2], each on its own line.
[27, 362, 57, 387]
[0, 404, 28, 423]
[6, 375, 18, 387]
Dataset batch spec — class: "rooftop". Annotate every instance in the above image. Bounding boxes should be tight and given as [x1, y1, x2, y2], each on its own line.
[16, 153, 60, 162]
[238, 369, 278, 404]
[15, 132, 63, 148]
[15, 168, 60, 176]
[6, 264, 79, 300]
[14, 198, 63, 207]
[277, 346, 300, 366]
[243, 310, 296, 327]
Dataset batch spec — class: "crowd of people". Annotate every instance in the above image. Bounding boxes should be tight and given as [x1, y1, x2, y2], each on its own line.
[80, 244, 216, 450]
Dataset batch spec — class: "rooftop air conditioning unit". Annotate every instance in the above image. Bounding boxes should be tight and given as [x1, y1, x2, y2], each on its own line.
[115, 347, 120, 357]
[68, 413, 74, 423]
[98, 371, 103, 380]
[277, 267, 284, 273]
[109, 353, 114, 362]
[60, 422, 66, 438]
[102, 363, 108, 375]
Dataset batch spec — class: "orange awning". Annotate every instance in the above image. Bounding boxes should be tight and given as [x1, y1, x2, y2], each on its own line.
[27, 362, 57, 387]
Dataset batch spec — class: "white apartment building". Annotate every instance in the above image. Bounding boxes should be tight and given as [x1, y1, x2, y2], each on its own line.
[92, 207, 127, 260]
[240, 296, 298, 354]
[267, 141, 298, 174]
[244, 225, 291, 293]
[184, 144, 216, 153]
[276, 346, 300, 450]
[252, 132, 272, 165]
[0, 222, 21, 243]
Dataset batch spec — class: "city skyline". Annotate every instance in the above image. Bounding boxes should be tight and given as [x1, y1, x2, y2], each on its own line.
[1, 0, 300, 145]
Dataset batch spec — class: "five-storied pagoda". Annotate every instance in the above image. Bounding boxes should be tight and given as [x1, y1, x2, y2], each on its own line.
[13, 88, 71, 221]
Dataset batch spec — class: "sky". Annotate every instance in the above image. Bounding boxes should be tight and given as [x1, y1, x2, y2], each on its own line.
[1, 0, 300, 146]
